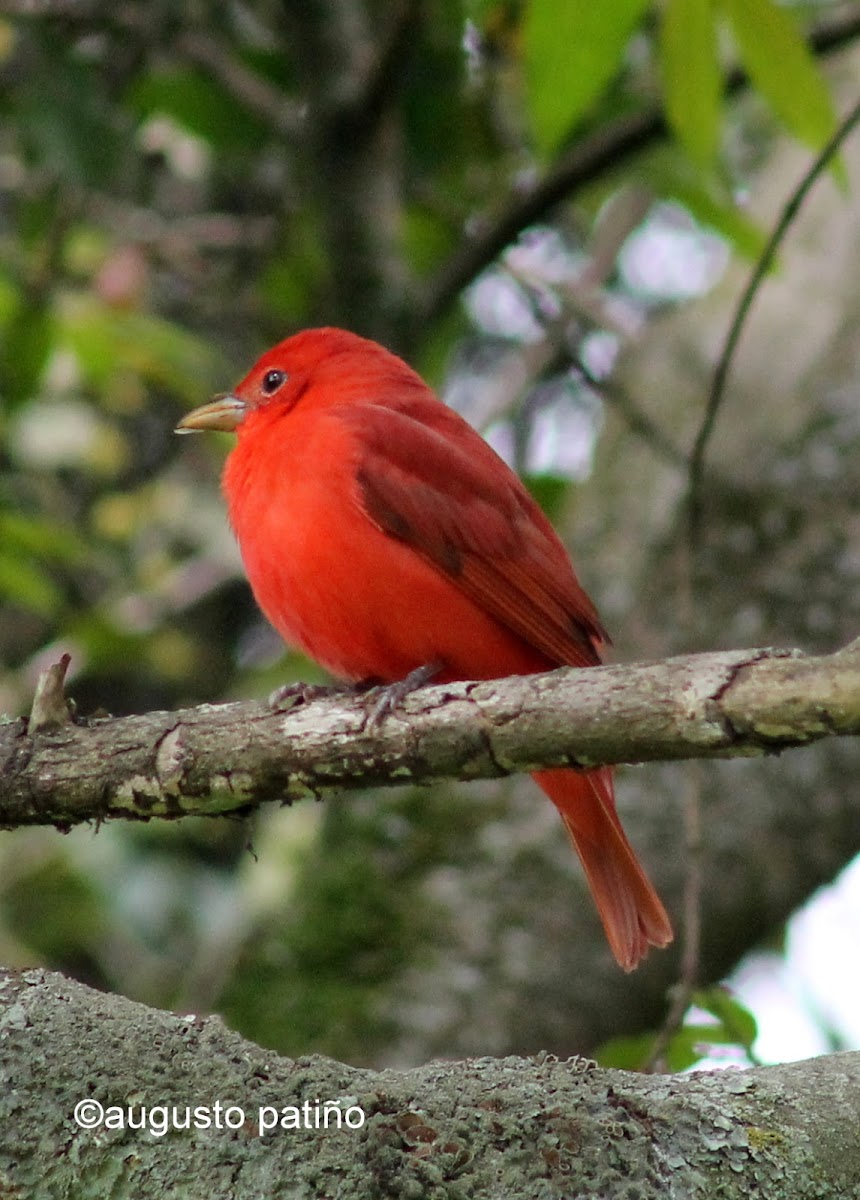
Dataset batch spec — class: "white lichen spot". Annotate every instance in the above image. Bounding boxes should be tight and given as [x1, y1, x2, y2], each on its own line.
[155, 726, 185, 795]
[677, 666, 735, 746]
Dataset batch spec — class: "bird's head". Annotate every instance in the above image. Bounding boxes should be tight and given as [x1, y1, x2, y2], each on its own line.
[175, 327, 415, 435]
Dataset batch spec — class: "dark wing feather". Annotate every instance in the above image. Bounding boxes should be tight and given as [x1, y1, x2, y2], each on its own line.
[339, 399, 608, 669]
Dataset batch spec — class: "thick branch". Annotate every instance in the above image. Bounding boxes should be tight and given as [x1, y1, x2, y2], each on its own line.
[1, 643, 858, 830]
[0, 967, 857, 1199]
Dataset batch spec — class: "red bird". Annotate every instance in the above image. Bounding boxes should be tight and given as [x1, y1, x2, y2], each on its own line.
[177, 327, 672, 970]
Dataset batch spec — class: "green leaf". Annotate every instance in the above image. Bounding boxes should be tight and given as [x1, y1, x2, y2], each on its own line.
[0, 300, 55, 409]
[126, 66, 267, 152]
[596, 988, 760, 1072]
[524, 473, 569, 520]
[0, 512, 88, 565]
[403, 208, 457, 277]
[661, 0, 721, 166]
[0, 510, 87, 620]
[402, 0, 471, 175]
[720, 0, 839, 153]
[664, 1025, 731, 1072]
[66, 613, 149, 673]
[0, 551, 62, 616]
[3, 856, 106, 967]
[663, 175, 767, 261]
[595, 1031, 656, 1070]
[260, 215, 326, 323]
[60, 302, 227, 404]
[642, 148, 766, 260]
[694, 985, 759, 1056]
[9, 35, 121, 186]
[523, 0, 651, 158]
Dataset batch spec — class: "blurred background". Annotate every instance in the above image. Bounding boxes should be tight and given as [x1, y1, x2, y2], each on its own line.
[1, 0, 859, 1070]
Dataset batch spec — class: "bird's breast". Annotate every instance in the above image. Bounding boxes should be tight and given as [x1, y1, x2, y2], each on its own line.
[222, 412, 546, 684]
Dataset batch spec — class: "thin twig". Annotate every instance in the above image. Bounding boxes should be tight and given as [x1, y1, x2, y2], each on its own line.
[420, 107, 666, 326]
[660, 95, 860, 1075]
[643, 761, 703, 1072]
[176, 31, 305, 139]
[686, 97, 860, 544]
[573, 356, 688, 469]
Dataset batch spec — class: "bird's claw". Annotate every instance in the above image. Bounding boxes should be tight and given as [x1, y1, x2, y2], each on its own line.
[363, 662, 441, 731]
[268, 681, 342, 712]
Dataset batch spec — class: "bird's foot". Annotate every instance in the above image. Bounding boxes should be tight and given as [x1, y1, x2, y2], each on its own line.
[363, 662, 441, 731]
[268, 681, 347, 712]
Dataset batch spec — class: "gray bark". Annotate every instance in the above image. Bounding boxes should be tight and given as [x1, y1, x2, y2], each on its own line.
[1, 967, 857, 1199]
[2, 645, 858, 1064]
[2, 642, 859, 828]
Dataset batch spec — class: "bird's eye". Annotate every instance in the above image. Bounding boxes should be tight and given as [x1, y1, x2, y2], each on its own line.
[261, 369, 287, 395]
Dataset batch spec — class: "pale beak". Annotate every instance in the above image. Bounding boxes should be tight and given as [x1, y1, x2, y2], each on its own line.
[175, 394, 247, 434]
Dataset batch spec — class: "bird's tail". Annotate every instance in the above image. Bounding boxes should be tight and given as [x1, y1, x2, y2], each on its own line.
[532, 766, 673, 971]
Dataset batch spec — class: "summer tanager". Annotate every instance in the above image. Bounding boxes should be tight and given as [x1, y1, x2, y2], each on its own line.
[177, 327, 672, 970]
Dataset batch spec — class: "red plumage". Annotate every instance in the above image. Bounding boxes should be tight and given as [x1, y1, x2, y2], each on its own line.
[179, 327, 672, 970]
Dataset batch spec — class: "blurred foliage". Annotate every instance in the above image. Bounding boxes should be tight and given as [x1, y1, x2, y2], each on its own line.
[0, 0, 853, 1064]
[219, 787, 460, 1064]
[597, 986, 761, 1071]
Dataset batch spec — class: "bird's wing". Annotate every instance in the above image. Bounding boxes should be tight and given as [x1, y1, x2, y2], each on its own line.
[340, 400, 608, 669]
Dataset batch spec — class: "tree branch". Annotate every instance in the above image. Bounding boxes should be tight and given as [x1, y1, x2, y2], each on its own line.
[1, 967, 858, 1198]
[2, 642, 859, 830]
[175, 30, 306, 139]
[420, 6, 860, 325]
[420, 106, 666, 325]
